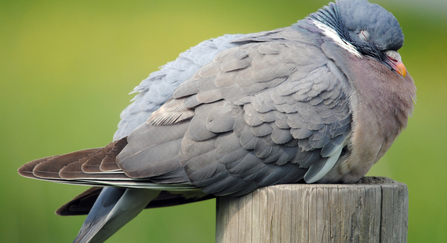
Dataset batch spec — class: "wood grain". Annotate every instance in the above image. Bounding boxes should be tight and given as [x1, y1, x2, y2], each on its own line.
[216, 177, 408, 243]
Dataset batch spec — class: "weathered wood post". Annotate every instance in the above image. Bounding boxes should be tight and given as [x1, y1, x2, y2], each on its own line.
[216, 177, 408, 243]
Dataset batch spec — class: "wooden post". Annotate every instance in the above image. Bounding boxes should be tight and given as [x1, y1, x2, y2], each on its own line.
[216, 177, 408, 243]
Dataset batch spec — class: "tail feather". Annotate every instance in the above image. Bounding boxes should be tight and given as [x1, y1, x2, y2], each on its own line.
[57, 187, 214, 216]
[18, 136, 200, 242]
[73, 187, 160, 243]
[57, 187, 103, 216]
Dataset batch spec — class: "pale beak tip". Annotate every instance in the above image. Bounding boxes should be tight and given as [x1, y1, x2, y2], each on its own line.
[396, 62, 407, 78]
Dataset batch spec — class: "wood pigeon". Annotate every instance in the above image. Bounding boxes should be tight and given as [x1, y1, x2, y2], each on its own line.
[18, 0, 416, 242]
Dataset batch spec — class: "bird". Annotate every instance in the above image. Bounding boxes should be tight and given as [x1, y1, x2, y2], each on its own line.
[18, 0, 416, 242]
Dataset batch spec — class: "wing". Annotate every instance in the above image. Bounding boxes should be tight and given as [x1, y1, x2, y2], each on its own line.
[17, 137, 196, 189]
[114, 34, 245, 140]
[118, 40, 352, 196]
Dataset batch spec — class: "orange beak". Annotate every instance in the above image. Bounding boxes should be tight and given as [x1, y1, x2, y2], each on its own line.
[385, 54, 407, 78]
[394, 61, 407, 78]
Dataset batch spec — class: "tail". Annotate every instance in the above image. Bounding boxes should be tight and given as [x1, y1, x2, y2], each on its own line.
[73, 187, 160, 243]
[17, 137, 204, 242]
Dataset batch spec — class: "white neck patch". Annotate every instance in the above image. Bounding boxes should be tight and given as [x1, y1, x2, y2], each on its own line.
[311, 19, 362, 58]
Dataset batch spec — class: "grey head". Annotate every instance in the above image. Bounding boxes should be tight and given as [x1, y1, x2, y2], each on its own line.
[308, 0, 406, 75]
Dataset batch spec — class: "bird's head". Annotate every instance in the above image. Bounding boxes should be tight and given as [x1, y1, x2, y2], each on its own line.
[309, 0, 407, 77]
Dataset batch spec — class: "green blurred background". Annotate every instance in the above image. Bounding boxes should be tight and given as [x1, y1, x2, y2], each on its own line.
[1, 0, 446, 242]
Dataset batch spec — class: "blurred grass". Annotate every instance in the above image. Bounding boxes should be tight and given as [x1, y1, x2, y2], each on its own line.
[1, 0, 446, 242]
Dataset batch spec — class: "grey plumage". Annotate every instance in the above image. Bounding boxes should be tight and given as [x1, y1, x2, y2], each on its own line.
[73, 188, 160, 243]
[115, 34, 245, 141]
[18, 0, 416, 242]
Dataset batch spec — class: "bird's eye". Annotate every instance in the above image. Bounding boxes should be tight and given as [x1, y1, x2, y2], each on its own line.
[359, 30, 370, 42]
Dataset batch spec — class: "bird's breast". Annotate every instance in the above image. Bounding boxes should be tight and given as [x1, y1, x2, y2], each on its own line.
[319, 50, 415, 183]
